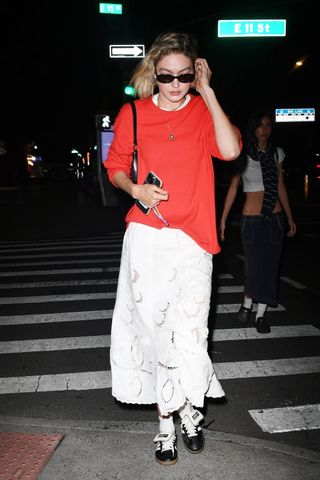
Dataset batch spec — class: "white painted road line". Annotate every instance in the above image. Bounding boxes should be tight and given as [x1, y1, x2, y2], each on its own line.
[1, 325, 319, 354]
[218, 286, 244, 293]
[0, 258, 119, 268]
[212, 325, 320, 341]
[217, 274, 234, 279]
[0, 281, 238, 291]
[0, 250, 121, 260]
[0, 279, 118, 289]
[0, 292, 117, 304]
[0, 242, 123, 254]
[216, 303, 285, 313]
[0, 303, 285, 323]
[215, 357, 320, 379]
[0, 234, 124, 249]
[249, 404, 320, 433]
[0, 335, 110, 353]
[0, 371, 112, 394]
[0, 310, 113, 326]
[301, 233, 320, 239]
[1, 357, 319, 394]
[280, 277, 307, 289]
[0, 267, 120, 277]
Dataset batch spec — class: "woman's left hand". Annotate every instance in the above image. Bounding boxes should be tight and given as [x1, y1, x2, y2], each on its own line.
[194, 58, 212, 93]
[287, 218, 297, 237]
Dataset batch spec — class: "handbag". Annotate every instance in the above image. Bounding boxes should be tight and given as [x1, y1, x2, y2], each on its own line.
[128, 100, 169, 225]
[129, 100, 138, 183]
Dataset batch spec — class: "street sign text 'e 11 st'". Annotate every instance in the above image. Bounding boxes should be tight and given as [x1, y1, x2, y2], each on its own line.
[218, 19, 286, 37]
[99, 3, 122, 14]
[109, 45, 145, 58]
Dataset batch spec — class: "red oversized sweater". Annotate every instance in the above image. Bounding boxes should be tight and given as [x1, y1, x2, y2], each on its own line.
[105, 94, 232, 254]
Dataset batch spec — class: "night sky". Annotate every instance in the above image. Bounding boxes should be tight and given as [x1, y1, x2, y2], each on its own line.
[0, 0, 318, 157]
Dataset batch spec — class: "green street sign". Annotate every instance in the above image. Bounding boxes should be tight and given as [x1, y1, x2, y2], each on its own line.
[218, 19, 286, 37]
[99, 3, 122, 14]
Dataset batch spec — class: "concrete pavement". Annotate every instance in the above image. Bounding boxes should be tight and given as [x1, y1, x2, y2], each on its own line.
[0, 416, 319, 479]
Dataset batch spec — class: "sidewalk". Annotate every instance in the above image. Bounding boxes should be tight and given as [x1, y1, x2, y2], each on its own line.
[0, 416, 319, 480]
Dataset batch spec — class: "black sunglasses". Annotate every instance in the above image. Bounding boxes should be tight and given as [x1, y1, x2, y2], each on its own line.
[156, 73, 195, 84]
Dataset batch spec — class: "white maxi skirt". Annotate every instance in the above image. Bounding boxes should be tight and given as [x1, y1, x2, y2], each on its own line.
[110, 222, 225, 415]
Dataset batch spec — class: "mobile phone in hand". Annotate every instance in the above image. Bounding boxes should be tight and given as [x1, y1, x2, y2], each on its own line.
[136, 171, 162, 214]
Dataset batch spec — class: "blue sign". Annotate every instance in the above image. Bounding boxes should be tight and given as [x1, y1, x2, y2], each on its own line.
[275, 108, 315, 122]
[218, 19, 286, 37]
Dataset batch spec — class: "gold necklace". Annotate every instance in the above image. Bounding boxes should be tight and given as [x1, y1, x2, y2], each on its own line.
[157, 96, 187, 141]
[166, 125, 175, 141]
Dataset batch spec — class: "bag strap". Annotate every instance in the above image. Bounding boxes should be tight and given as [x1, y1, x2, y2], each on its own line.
[130, 100, 138, 183]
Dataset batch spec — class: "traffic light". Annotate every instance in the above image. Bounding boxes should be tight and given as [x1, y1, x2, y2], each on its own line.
[124, 85, 135, 96]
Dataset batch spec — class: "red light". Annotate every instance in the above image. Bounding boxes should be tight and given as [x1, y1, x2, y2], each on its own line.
[316, 164, 320, 169]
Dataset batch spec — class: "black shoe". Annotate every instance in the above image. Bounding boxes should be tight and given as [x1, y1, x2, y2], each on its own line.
[238, 304, 252, 323]
[181, 410, 204, 454]
[255, 316, 271, 334]
[154, 432, 177, 465]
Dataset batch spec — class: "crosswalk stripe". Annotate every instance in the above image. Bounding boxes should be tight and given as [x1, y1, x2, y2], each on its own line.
[1, 357, 319, 394]
[0, 310, 113, 325]
[0, 250, 121, 260]
[215, 357, 320, 379]
[217, 286, 244, 293]
[0, 281, 239, 291]
[0, 302, 285, 323]
[1, 325, 319, 354]
[216, 303, 285, 313]
[0, 234, 124, 249]
[0, 267, 120, 277]
[0, 279, 118, 289]
[0, 242, 123, 254]
[0, 292, 117, 304]
[0, 258, 120, 267]
[248, 404, 320, 433]
[212, 325, 320, 341]
[280, 277, 307, 289]
[0, 335, 110, 353]
[0, 371, 112, 394]
[0, 291, 285, 310]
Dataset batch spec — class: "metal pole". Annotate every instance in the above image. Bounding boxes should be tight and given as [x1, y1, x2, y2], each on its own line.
[96, 129, 107, 206]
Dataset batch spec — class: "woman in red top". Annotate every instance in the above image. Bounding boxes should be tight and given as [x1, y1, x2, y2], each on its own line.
[105, 32, 241, 466]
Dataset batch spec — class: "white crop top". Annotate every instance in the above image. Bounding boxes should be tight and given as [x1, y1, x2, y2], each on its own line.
[242, 146, 285, 192]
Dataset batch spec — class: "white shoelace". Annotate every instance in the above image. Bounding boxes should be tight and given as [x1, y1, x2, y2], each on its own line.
[181, 415, 201, 437]
[154, 432, 176, 453]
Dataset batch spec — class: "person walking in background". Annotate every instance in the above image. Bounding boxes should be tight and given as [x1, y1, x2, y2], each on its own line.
[104, 32, 241, 465]
[219, 109, 296, 334]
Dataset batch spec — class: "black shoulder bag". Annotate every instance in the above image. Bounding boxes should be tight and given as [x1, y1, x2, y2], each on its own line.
[130, 100, 138, 183]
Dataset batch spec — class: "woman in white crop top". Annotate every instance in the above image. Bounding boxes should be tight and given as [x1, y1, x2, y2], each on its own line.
[219, 110, 296, 333]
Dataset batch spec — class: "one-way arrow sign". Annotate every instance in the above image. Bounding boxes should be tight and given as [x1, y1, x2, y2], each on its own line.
[109, 44, 145, 58]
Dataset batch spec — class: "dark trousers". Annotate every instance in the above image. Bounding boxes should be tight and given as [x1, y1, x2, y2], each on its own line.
[240, 212, 285, 306]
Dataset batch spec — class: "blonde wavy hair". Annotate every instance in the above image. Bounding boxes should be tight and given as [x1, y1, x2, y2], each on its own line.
[130, 32, 198, 99]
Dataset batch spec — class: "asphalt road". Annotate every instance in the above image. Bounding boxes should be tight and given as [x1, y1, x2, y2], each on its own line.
[0, 178, 319, 454]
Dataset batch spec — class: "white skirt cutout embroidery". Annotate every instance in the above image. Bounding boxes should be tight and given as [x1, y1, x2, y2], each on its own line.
[110, 223, 225, 415]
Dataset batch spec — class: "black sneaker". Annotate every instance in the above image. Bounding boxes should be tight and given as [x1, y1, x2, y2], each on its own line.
[181, 410, 204, 454]
[255, 316, 271, 334]
[154, 432, 177, 465]
[238, 304, 252, 323]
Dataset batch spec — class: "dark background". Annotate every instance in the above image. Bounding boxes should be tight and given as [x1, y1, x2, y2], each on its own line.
[0, 0, 318, 161]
